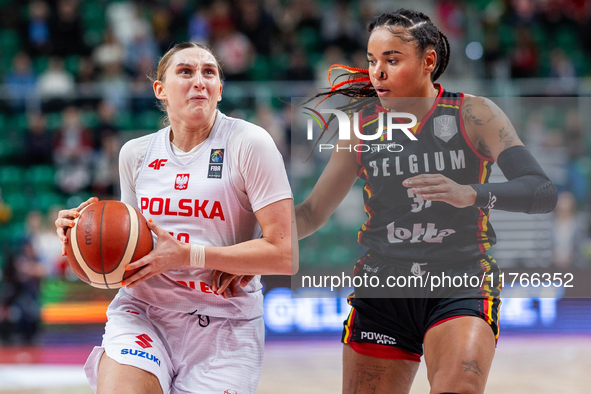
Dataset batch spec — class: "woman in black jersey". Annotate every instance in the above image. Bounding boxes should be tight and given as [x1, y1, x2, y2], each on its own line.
[296, 9, 557, 394]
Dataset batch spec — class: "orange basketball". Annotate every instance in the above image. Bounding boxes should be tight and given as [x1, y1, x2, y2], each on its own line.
[64, 200, 153, 289]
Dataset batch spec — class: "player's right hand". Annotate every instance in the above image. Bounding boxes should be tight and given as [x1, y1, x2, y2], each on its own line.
[55, 196, 99, 256]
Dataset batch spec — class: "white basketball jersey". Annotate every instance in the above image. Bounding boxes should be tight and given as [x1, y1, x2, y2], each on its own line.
[123, 112, 264, 319]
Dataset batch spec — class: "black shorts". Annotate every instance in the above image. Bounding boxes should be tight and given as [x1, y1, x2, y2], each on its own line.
[341, 252, 501, 361]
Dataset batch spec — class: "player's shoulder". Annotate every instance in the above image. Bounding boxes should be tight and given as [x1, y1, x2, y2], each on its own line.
[460, 94, 503, 118]
[119, 131, 159, 161]
[221, 112, 276, 146]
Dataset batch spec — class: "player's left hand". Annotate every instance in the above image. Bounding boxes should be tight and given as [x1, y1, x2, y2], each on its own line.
[403, 174, 477, 208]
[123, 219, 190, 288]
[210, 270, 254, 299]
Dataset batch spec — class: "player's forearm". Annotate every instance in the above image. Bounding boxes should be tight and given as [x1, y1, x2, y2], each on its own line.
[470, 146, 557, 213]
[202, 237, 293, 275]
[295, 202, 328, 239]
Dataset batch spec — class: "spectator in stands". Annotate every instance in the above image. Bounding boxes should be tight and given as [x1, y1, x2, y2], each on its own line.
[563, 110, 588, 205]
[92, 100, 119, 150]
[130, 56, 157, 112]
[547, 48, 577, 94]
[53, 106, 94, 193]
[211, 23, 255, 80]
[283, 49, 315, 81]
[36, 57, 76, 111]
[51, 0, 89, 57]
[76, 57, 99, 106]
[0, 245, 45, 345]
[20, 0, 52, 57]
[235, 0, 276, 56]
[321, 1, 363, 54]
[314, 45, 346, 83]
[151, 4, 175, 54]
[92, 133, 121, 199]
[0, 189, 12, 226]
[510, 28, 539, 78]
[124, 24, 159, 75]
[25, 211, 62, 278]
[188, 6, 211, 45]
[553, 191, 585, 268]
[24, 112, 53, 167]
[98, 59, 130, 110]
[92, 30, 125, 73]
[4, 52, 37, 111]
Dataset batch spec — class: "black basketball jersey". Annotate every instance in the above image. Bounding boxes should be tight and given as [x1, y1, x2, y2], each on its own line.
[356, 84, 496, 262]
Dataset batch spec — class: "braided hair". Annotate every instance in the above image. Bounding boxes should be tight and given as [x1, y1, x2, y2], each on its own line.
[314, 9, 451, 103]
[305, 9, 451, 148]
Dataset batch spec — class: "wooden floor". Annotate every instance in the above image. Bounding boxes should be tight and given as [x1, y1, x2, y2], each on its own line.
[0, 335, 589, 393]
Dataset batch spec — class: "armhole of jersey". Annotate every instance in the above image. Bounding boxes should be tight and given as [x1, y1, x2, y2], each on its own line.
[225, 120, 253, 214]
[135, 132, 159, 188]
[459, 93, 495, 162]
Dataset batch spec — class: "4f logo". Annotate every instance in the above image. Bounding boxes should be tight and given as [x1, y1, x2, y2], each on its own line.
[175, 174, 190, 190]
[135, 334, 153, 349]
[148, 159, 167, 170]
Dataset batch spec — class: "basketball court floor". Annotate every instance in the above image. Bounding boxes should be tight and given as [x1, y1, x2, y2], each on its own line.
[0, 335, 589, 393]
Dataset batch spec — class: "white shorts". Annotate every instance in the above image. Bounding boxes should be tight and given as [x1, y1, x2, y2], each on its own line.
[84, 293, 264, 394]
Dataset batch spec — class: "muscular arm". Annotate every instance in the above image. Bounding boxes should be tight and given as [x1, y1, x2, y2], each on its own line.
[462, 96, 557, 213]
[296, 139, 360, 239]
[204, 198, 296, 275]
[461, 95, 523, 161]
[404, 96, 557, 214]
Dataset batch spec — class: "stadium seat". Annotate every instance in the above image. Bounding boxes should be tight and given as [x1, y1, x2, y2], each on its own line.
[33, 56, 50, 74]
[80, 111, 99, 128]
[249, 56, 271, 81]
[115, 111, 133, 130]
[0, 29, 20, 58]
[0, 166, 24, 192]
[139, 110, 162, 130]
[46, 112, 63, 130]
[3, 191, 30, 223]
[34, 191, 65, 213]
[26, 165, 56, 191]
[65, 55, 81, 76]
[11, 113, 27, 131]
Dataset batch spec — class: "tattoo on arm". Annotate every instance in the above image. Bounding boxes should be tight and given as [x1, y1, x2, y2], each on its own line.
[498, 118, 518, 150]
[461, 360, 483, 376]
[462, 98, 499, 127]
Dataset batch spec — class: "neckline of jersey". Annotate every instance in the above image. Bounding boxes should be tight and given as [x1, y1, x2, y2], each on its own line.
[164, 109, 223, 167]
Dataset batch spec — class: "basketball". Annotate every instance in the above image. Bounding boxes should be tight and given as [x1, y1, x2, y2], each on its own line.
[64, 200, 153, 289]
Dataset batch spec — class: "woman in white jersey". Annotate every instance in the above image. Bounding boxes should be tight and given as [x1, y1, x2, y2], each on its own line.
[55, 42, 297, 394]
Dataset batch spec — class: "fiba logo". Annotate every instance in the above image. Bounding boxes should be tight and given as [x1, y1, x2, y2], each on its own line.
[210, 149, 224, 163]
[224, 390, 238, 394]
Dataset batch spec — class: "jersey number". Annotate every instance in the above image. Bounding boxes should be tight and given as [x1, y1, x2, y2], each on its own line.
[169, 232, 190, 243]
[407, 189, 431, 212]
